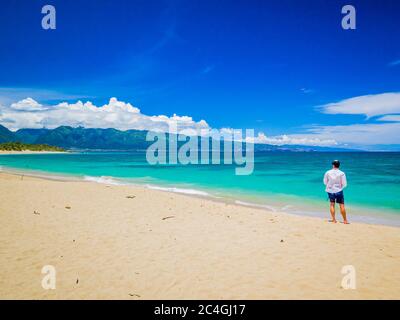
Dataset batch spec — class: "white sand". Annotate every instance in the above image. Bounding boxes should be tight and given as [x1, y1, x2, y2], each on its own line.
[0, 172, 399, 299]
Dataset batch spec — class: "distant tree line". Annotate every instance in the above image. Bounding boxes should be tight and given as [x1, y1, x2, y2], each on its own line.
[0, 142, 65, 152]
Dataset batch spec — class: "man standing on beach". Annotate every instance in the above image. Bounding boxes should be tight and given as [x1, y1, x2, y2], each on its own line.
[323, 160, 349, 224]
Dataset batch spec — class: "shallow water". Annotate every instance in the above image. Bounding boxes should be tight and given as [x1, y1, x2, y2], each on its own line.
[1, 151, 399, 226]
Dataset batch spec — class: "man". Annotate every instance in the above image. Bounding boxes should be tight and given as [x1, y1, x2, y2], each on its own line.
[323, 160, 349, 224]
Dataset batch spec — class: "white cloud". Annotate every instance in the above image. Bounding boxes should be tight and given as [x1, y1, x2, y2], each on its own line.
[294, 122, 400, 145]
[319, 92, 400, 118]
[306, 92, 400, 146]
[377, 114, 400, 122]
[10, 98, 46, 111]
[1, 94, 399, 148]
[0, 96, 338, 146]
[248, 92, 400, 147]
[0, 97, 210, 133]
[248, 132, 337, 146]
[246, 121, 400, 148]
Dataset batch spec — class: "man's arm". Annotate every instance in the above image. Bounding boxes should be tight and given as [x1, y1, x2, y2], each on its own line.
[323, 172, 328, 185]
[342, 173, 347, 189]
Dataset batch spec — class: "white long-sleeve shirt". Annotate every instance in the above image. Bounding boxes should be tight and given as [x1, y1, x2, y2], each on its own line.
[323, 169, 347, 193]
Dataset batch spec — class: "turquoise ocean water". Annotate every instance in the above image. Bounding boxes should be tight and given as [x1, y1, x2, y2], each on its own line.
[1, 152, 399, 226]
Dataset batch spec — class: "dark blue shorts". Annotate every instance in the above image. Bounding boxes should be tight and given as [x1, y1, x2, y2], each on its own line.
[328, 191, 344, 204]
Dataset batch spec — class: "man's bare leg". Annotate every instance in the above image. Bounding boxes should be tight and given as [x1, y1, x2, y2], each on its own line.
[329, 202, 337, 223]
[339, 203, 349, 224]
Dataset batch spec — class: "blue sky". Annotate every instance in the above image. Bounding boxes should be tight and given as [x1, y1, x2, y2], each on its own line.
[0, 0, 399, 149]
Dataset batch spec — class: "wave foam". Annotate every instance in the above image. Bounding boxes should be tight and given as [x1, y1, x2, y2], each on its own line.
[83, 176, 210, 197]
[234, 200, 278, 212]
[83, 176, 126, 186]
[145, 184, 210, 196]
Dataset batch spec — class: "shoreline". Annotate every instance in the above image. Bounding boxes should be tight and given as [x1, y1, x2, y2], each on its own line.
[0, 170, 399, 299]
[0, 165, 399, 228]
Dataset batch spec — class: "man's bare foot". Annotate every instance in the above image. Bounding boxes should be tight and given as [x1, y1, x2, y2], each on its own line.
[342, 220, 350, 224]
[329, 219, 337, 223]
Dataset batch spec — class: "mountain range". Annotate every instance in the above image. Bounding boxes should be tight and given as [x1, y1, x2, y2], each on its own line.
[0, 124, 357, 152]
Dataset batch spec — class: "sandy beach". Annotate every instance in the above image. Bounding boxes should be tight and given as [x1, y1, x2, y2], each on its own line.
[0, 171, 399, 299]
